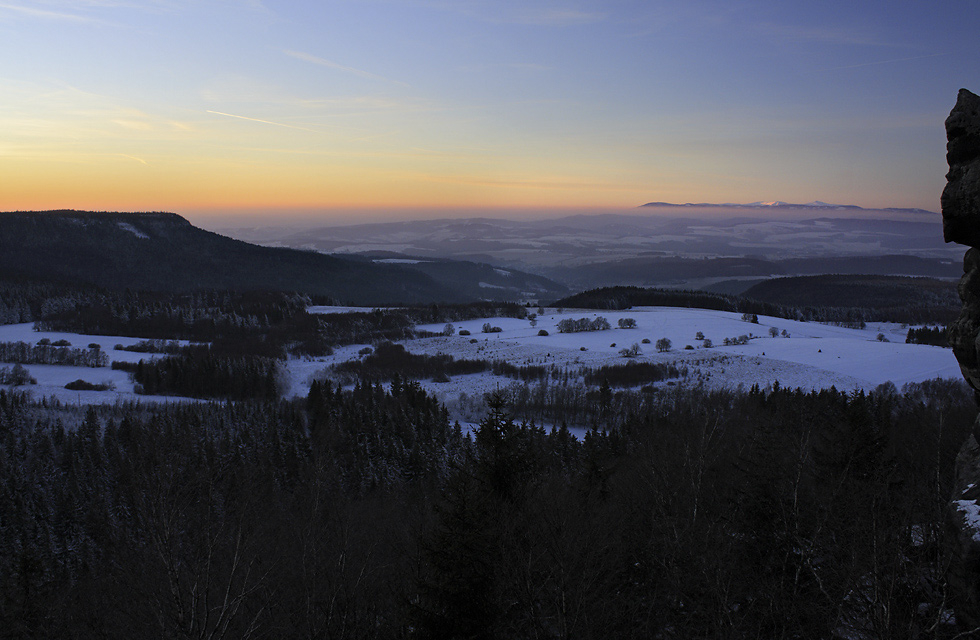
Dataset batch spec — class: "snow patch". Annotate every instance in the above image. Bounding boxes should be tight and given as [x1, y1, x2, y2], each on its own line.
[117, 222, 149, 239]
[954, 500, 980, 542]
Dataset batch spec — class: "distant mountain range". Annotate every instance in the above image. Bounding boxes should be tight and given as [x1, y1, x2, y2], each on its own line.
[640, 201, 938, 216]
[217, 202, 956, 291]
[0, 211, 566, 304]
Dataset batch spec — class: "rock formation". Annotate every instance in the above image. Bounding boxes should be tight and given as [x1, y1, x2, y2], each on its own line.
[945, 88, 980, 626]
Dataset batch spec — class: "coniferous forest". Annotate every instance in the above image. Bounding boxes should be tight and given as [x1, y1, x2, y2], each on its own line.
[0, 377, 972, 639]
[0, 273, 972, 637]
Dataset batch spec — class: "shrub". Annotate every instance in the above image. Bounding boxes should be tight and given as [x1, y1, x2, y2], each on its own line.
[618, 317, 637, 329]
[51, 339, 71, 347]
[641, 338, 651, 344]
[655, 337, 672, 352]
[685, 345, 694, 350]
[482, 323, 502, 334]
[65, 379, 114, 392]
[619, 343, 642, 358]
[538, 329, 549, 337]
[703, 338, 713, 348]
[459, 329, 471, 336]
[695, 331, 704, 340]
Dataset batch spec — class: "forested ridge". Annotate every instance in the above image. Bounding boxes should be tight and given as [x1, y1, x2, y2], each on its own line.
[0, 210, 457, 304]
[557, 278, 959, 326]
[0, 378, 972, 638]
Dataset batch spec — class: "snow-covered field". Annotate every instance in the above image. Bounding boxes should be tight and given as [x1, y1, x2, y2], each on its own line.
[1, 306, 961, 409]
[308, 305, 395, 315]
[0, 323, 199, 405]
[289, 307, 961, 420]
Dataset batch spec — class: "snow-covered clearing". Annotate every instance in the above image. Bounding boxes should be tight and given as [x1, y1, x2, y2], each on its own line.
[287, 307, 960, 424]
[308, 305, 395, 315]
[4, 304, 957, 410]
[0, 323, 198, 405]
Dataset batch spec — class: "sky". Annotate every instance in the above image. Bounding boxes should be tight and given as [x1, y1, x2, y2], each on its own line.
[0, 0, 977, 224]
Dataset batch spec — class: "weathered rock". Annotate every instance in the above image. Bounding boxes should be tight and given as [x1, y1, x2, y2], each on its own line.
[949, 248, 980, 396]
[949, 431, 980, 626]
[945, 88, 980, 627]
[943, 89, 980, 246]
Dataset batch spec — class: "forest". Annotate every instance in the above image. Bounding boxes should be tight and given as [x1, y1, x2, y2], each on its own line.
[557, 280, 959, 326]
[0, 271, 973, 637]
[0, 376, 973, 639]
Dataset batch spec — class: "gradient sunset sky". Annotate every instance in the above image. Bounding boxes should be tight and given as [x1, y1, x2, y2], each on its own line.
[1, 0, 977, 223]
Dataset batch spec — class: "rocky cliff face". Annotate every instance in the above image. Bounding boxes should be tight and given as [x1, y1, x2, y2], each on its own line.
[944, 88, 980, 626]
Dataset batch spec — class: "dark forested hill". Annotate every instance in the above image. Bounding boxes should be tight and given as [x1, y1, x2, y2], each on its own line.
[554, 276, 960, 325]
[0, 210, 459, 304]
[742, 274, 958, 312]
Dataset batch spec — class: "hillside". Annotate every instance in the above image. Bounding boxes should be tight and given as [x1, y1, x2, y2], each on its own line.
[742, 274, 959, 318]
[0, 210, 461, 305]
[351, 252, 568, 301]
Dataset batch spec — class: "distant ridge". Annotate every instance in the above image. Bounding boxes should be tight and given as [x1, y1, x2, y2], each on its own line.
[639, 201, 938, 215]
[0, 210, 462, 305]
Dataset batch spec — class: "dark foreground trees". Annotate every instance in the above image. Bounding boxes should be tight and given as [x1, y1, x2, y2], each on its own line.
[0, 377, 972, 638]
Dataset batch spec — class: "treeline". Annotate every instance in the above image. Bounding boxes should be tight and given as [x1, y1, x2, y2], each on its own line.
[34, 289, 326, 356]
[332, 342, 551, 384]
[332, 342, 688, 390]
[555, 283, 957, 326]
[0, 364, 35, 385]
[556, 285, 781, 314]
[0, 276, 104, 325]
[0, 378, 973, 637]
[556, 316, 612, 333]
[113, 348, 284, 400]
[113, 339, 185, 354]
[743, 275, 959, 325]
[10, 276, 532, 358]
[907, 325, 950, 348]
[581, 360, 686, 387]
[0, 341, 107, 367]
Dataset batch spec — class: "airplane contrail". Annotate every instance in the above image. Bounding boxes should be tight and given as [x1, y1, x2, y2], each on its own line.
[206, 110, 320, 133]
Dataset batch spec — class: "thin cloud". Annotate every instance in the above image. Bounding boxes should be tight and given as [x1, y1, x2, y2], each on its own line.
[0, 2, 99, 22]
[753, 21, 885, 47]
[822, 52, 950, 72]
[118, 154, 147, 165]
[206, 110, 321, 133]
[427, 175, 646, 191]
[513, 8, 604, 26]
[284, 50, 408, 86]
